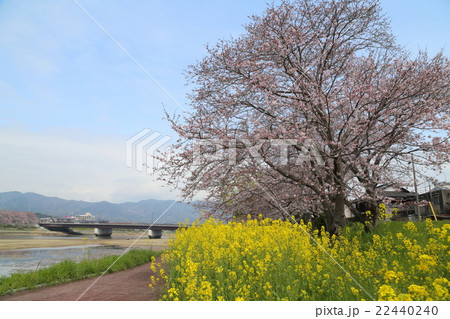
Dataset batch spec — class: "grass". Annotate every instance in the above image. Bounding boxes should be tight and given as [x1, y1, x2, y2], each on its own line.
[350, 220, 449, 244]
[0, 249, 161, 296]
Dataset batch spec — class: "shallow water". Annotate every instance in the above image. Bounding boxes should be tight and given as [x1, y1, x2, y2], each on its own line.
[0, 244, 128, 277]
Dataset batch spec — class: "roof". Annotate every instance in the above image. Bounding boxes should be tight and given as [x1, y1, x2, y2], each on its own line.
[432, 182, 450, 191]
[381, 191, 417, 198]
[376, 184, 415, 197]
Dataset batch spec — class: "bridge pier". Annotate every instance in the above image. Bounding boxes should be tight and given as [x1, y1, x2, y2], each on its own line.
[94, 228, 113, 237]
[148, 229, 162, 239]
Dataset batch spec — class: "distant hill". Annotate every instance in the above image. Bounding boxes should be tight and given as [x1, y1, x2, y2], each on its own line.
[0, 192, 202, 224]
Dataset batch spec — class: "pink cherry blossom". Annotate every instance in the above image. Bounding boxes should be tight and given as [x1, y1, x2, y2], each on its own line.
[158, 0, 450, 234]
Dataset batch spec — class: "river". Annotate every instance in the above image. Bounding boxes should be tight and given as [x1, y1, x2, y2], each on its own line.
[0, 229, 170, 277]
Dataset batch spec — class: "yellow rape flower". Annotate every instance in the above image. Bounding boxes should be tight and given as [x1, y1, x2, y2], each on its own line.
[378, 285, 396, 301]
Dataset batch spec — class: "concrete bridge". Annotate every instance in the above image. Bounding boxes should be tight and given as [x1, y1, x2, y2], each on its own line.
[38, 222, 183, 238]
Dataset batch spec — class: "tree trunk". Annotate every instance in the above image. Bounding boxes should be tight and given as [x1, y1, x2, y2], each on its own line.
[325, 193, 348, 235]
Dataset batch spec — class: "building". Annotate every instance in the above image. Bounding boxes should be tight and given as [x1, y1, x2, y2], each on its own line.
[354, 184, 416, 219]
[74, 212, 95, 222]
[351, 182, 450, 220]
[419, 182, 450, 216]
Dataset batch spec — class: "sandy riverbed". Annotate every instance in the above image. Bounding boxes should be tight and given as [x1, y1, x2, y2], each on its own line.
[0, 228, 170, 251]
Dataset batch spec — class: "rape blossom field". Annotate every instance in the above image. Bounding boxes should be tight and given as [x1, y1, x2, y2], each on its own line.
[150, 217, 449, 301]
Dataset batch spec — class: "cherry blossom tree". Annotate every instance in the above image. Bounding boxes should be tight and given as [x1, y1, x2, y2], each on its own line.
[0, 211, 39, 227]
[161, 0, 450, 234]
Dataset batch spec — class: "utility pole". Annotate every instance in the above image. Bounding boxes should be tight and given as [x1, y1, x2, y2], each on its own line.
[411, 154, 421, 221]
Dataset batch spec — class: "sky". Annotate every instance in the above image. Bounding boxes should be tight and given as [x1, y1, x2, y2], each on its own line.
[0, 0, 449, 203]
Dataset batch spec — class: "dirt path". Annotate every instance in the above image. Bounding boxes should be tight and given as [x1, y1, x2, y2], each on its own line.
[0, 258, 164, 301]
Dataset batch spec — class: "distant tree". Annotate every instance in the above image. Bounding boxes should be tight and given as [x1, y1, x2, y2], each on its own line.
[161, 0, 450, 234]
[0, 211, 38, 227]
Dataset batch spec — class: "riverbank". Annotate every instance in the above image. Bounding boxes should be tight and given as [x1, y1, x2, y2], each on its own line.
[0, 249, 162, 297]
[0, 256, 164, 301]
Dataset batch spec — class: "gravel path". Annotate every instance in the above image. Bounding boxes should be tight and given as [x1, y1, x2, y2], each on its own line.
[0, 258, 163, 301]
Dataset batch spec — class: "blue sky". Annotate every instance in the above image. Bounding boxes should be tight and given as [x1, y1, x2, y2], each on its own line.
[0, 0, 449, 203]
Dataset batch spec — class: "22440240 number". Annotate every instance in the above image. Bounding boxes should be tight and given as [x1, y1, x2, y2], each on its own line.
[376, 305, 438, 316]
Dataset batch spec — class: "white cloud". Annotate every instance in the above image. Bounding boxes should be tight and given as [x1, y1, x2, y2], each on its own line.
[0, 126, 180, 203]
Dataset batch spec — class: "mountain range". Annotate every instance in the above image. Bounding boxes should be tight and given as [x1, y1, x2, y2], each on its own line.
[0, 191, 202, 224]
